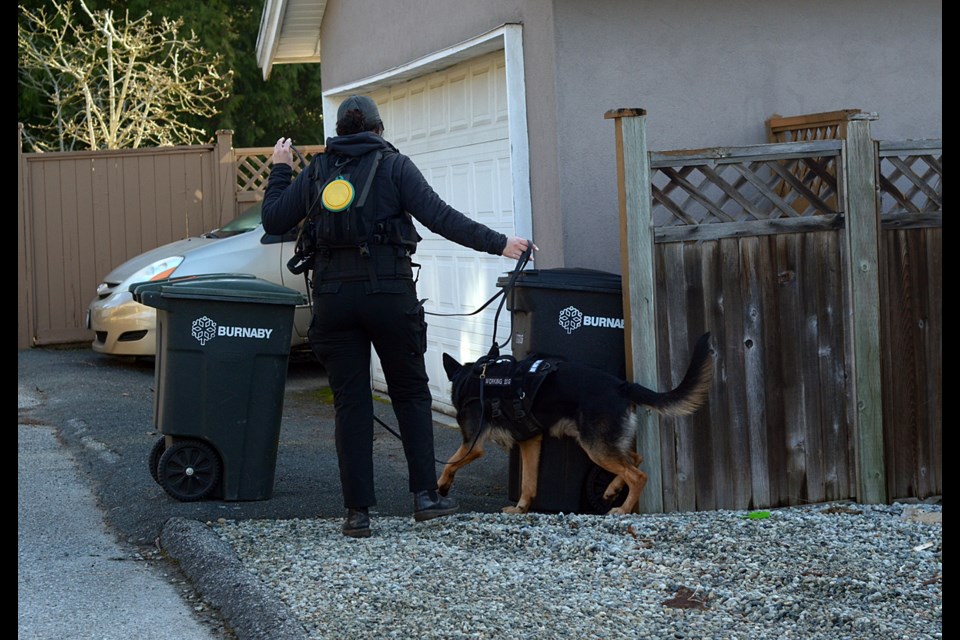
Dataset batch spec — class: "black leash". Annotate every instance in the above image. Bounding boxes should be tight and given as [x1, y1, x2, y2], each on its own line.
[423, 243, 534, 353]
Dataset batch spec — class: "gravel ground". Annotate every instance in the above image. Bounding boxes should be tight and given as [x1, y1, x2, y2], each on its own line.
[209, 501, 941, 640]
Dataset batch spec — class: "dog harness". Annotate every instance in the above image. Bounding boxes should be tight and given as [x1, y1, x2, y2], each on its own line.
[461, 354, 564, 441]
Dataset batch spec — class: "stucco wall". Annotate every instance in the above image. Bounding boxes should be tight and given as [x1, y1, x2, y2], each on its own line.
[552, 0, 942, 271]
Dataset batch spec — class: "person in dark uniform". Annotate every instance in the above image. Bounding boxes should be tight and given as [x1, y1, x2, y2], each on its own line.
[262, 95, 534, 538]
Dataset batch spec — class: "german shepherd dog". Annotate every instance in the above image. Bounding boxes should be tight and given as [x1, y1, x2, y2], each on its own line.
[438, 333, 714, 515]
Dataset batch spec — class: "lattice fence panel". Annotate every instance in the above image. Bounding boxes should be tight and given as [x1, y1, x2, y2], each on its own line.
[766, 109, 861, 143]
[878, 143, 943, 216]
[234, 145, 325, 193]
[650, 147, 841, 227]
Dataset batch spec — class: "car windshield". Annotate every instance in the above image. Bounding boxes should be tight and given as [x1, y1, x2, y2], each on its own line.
[203, 204, 263, 239]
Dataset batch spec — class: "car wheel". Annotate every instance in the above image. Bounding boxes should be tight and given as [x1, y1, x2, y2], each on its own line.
[147, 436, 166, 485]
[157, 439, 221, 502]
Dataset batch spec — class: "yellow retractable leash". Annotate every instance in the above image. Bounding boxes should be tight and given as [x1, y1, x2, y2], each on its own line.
[321, 176, 355, 212]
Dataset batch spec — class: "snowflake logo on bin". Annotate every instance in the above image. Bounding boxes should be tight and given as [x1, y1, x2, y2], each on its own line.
[558, 306, 583, 335]
[192, 316, 218, 345]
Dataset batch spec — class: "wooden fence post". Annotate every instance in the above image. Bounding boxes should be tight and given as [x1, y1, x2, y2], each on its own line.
[842, 113, 887, 504]
[215, 129, 236, 226]
[605, 108, 663, 514]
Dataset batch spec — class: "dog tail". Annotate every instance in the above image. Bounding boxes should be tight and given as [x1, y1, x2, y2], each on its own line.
[621, 332, 714, 417]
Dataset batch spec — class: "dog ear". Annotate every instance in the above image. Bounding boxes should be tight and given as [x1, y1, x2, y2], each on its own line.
[442, 353, 463, 381]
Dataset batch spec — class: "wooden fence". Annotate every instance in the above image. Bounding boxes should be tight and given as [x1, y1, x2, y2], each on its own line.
[606, 109, 941, 513]
[17, 127, 322, 349]
[18, 117, 942, 511]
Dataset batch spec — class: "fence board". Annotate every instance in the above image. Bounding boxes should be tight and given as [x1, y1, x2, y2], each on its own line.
[774, 234, 810, 504]
[658, 242, 696, 510]
[72, 160, 94, 323]
[689, 241, 718, 511]
[740, 237, 771, 508]
[800, 233, 827, 504]
[120, 155, 144, 259]
[58, 161, 79, 329]
[921, 229, 943, 498]
[816, 230, 851, 501]
[33, 162, 59, 341]
[719, 237, 752, 510]
[107, 157, 129, 276]
[759, 236, 789, 506]
[880, 227, 942, 500]
[89, 156, 112, 294]
[153, 154, 174, 247]
[654, 245, 679, 512]
[883, 229, 920, 499]
[141, 155, 161, 255]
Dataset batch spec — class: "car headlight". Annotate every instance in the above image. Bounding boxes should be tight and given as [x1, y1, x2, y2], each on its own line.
[128, 256, 185, 285]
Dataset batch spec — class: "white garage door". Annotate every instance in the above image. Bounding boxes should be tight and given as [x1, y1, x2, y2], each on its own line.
[369, 51, 515, 415]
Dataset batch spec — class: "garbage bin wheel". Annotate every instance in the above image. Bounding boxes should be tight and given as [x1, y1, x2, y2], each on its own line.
[147, 436, 166, 484]
[582, 464, 627, 514]
[157, 439, 222, 502]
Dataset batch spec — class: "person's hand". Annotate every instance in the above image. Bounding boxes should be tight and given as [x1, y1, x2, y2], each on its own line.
[502, 237, 537, 260]
[272, 137, 294, 167]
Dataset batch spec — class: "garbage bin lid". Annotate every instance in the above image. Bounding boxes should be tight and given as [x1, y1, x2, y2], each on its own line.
[132, 274, 306, 306]
[497, 268, 622, 294]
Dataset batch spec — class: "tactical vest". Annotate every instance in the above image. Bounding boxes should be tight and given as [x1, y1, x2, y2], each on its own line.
[287, 149, 421, 287]
[455, 354, 564, 441]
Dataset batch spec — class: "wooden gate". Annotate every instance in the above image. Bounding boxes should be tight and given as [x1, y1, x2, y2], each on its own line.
[606, 109, 941, 512]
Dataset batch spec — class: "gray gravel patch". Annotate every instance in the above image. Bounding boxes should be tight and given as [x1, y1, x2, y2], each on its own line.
[201, 502, 941, 640]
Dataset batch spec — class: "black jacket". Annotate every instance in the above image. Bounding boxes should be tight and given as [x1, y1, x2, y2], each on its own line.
[261, 132, 507, 257]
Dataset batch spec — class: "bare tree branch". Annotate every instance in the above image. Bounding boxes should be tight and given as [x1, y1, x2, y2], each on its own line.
[18, 0, 232, 151]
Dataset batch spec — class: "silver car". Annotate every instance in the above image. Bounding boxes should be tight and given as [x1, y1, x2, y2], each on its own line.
[86, 203, 312, 357]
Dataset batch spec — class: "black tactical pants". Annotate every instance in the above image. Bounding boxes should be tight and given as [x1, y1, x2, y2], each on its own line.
[308, 278, 435, 510]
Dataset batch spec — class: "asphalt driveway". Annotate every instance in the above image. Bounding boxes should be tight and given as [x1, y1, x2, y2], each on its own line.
[18, 345, 511, 551]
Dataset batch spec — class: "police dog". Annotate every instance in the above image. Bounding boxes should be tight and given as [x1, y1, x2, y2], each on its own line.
[438, 333, 713, 515]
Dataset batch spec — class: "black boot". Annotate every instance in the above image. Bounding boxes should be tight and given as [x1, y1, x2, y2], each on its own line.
[342, 508, 371, 538]
[413, 490, 459, 522]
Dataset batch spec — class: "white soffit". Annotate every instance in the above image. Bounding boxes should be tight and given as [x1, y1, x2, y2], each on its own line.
[257, 0, 326, 80]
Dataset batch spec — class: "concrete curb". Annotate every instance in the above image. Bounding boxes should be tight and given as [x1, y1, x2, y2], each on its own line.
[160, 517, 310, 640]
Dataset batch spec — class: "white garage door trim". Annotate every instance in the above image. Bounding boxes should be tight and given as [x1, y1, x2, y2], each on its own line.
[321, 24, 530, 415]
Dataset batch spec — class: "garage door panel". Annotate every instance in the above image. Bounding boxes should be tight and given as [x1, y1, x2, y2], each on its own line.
[377, 54, 507, 154]
[474, 159, 497, 219]
[448, 72, 469, 132]
[415, 144, 513, 234]
[470, 66, 494, 128]
[407, 84, 427, 142]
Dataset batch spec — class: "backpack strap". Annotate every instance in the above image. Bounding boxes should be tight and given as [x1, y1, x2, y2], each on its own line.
[353, 150, 385, 254]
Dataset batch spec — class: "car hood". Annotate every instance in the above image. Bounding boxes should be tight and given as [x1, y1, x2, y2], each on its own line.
[101, 237, 218, 285]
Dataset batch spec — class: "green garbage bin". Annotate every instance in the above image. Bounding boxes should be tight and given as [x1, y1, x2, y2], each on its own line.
[496, 268, 628, 514]
[132, 274, 306, 502]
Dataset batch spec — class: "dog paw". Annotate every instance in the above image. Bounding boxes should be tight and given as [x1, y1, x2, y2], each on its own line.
[605, 506, 629, 516]
[502, 505, 528, 515]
